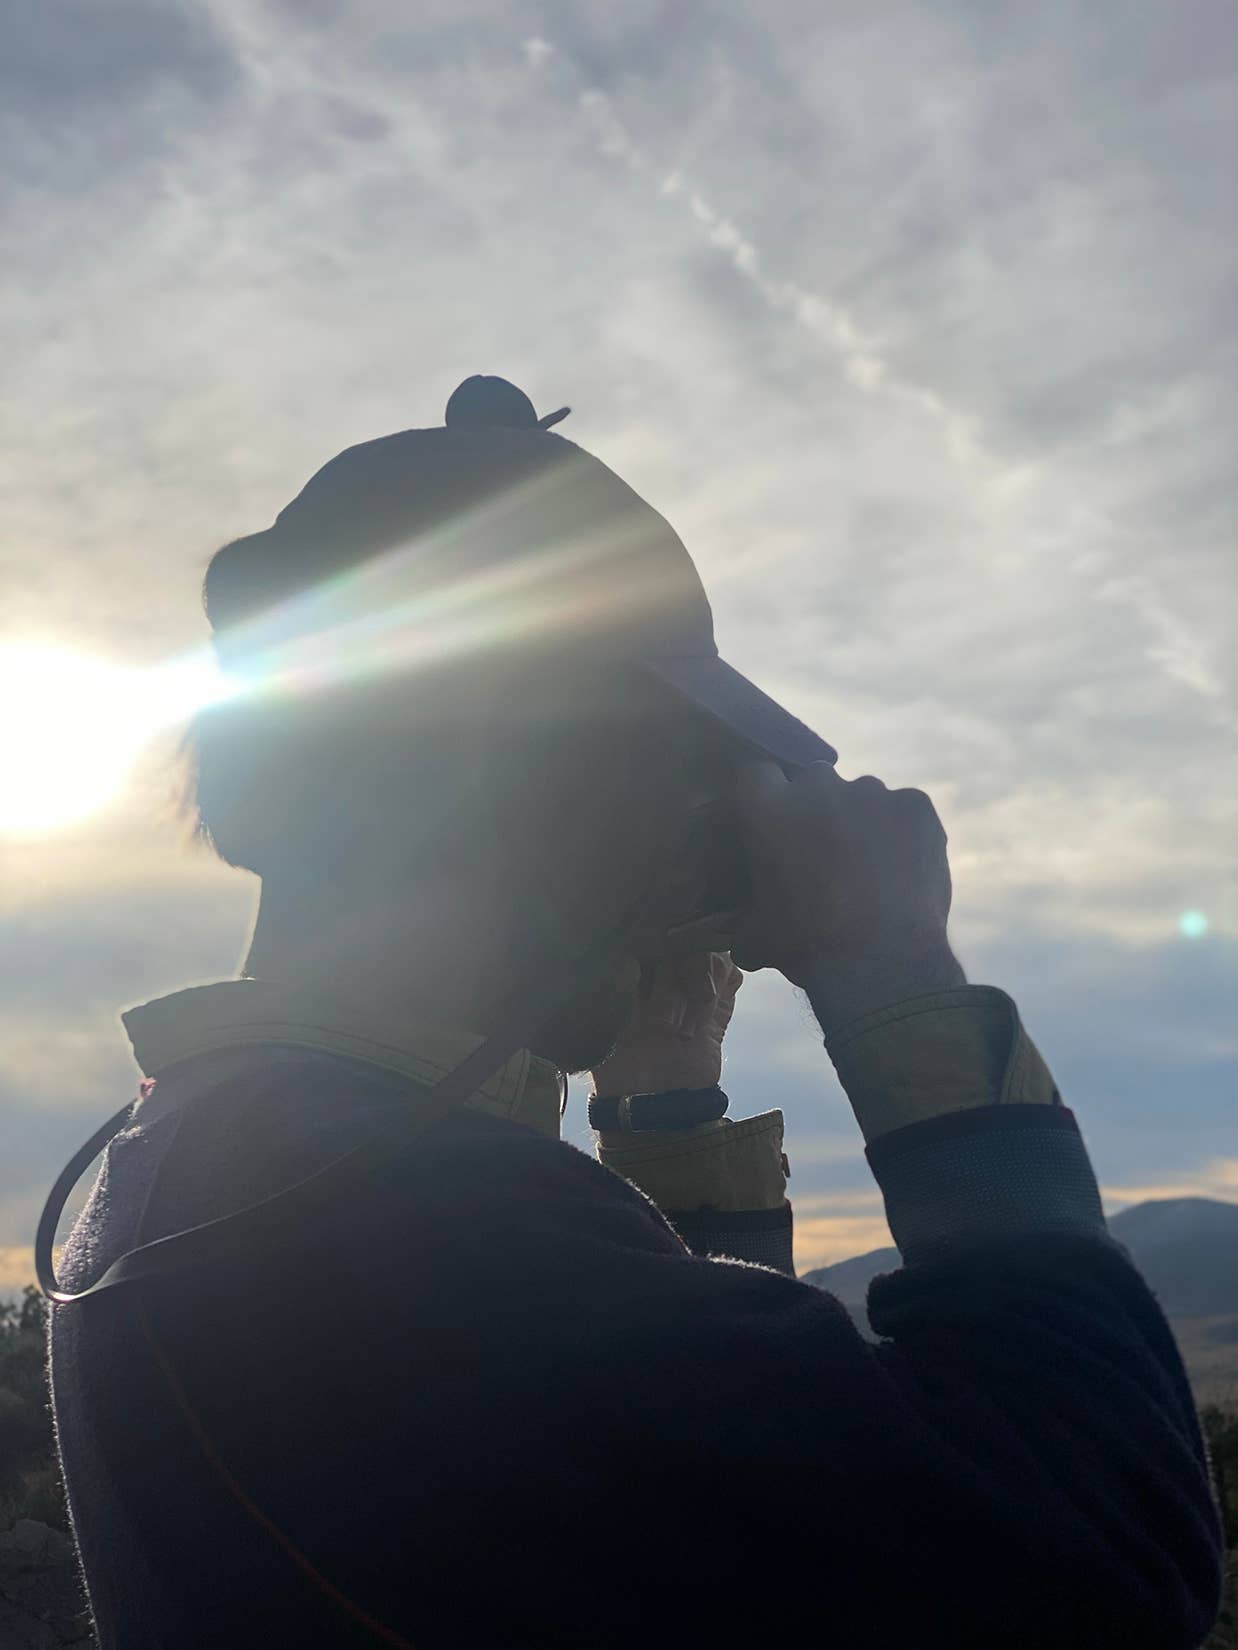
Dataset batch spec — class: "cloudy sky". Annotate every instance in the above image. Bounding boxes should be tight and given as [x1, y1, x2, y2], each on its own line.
[2, 0, 1235, 1289]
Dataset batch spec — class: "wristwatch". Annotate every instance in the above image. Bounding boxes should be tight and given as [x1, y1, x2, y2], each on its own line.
[587, 1085, 729, 1133]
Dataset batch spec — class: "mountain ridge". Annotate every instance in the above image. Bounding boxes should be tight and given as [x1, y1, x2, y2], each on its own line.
[799, 1196, 1238, 1311]
[799, 1196, 1238, 1405]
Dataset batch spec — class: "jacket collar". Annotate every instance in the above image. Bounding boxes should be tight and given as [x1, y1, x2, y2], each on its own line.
[121, 979, 564, 1142]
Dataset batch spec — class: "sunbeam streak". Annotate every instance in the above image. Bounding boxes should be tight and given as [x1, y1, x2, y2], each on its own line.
[1, 466, 687, 837]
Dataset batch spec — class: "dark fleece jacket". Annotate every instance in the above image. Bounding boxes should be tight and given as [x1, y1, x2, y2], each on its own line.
[49, 1046, 1224, 1649]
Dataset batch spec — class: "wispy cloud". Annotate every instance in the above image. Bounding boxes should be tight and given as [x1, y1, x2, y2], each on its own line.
[534, 36, 1235, 742]
[2, 0, 1233, 1274]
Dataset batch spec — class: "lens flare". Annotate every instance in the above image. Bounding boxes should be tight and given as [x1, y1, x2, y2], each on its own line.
[1178, 910, 1208, 939]
[208, 464, 672, 703]
[0, 643, 236, 837]
[1, 464, 678, 836]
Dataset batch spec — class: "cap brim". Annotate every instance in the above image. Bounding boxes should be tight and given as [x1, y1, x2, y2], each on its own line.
[640, 654, 837, 774]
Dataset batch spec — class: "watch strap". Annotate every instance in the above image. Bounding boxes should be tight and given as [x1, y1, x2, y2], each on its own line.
[588, 1085, 729, 1133]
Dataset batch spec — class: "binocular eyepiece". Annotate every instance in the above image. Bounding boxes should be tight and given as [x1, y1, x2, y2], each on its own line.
[637, 793, 751, 959]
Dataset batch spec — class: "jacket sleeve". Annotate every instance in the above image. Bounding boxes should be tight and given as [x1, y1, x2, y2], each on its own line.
[549, 1118, 1225, 1648]
[93, 1041, 1224, 1650]
[566, 987, 1226, 1648]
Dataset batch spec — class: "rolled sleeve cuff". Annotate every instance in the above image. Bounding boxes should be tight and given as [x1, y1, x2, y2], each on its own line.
[825, 985, 1063, 1145]
[595, 1110, 788, 1212]
[595, 1111, 794, 1273]
[825, 986, 1114, 1269]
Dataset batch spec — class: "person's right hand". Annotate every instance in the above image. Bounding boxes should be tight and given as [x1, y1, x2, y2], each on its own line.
[730, 761, 966, 1035]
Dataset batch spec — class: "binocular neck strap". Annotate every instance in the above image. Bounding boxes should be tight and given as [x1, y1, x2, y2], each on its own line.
[36, 895, 657, 1305]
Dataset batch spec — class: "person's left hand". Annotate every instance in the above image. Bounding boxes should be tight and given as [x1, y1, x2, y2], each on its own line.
[590, 952, 743, 1100]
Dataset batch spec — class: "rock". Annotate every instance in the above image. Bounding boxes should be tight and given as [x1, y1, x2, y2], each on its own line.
[0, 1521, 71, 1576]
[0, 1595, 58, 1648]
[1202, 1548, 1238, 1650]
[0, 1519, 95, 1648]
[10, 1523, 51, 1559]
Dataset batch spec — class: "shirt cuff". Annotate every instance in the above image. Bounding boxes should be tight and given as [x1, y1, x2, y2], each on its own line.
[824, 985, 1062, 1145]
[595, 1111, 794, 1274]
[595, 1110, 789, 1214]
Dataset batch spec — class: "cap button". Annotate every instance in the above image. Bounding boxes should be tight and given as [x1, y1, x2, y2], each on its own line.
[445, 375, 539, 429]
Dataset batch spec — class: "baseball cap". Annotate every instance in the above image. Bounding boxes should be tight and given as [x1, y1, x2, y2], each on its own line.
[204, 375, 837, 775]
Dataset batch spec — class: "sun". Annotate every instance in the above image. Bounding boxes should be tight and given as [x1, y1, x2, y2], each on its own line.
[0, 643, 233, 837]
[0, 645, 152, 834]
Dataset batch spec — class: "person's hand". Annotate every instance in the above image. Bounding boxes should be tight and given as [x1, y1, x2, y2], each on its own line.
[730, 761, 965, 1035]
[590, 952, 743, 1100]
